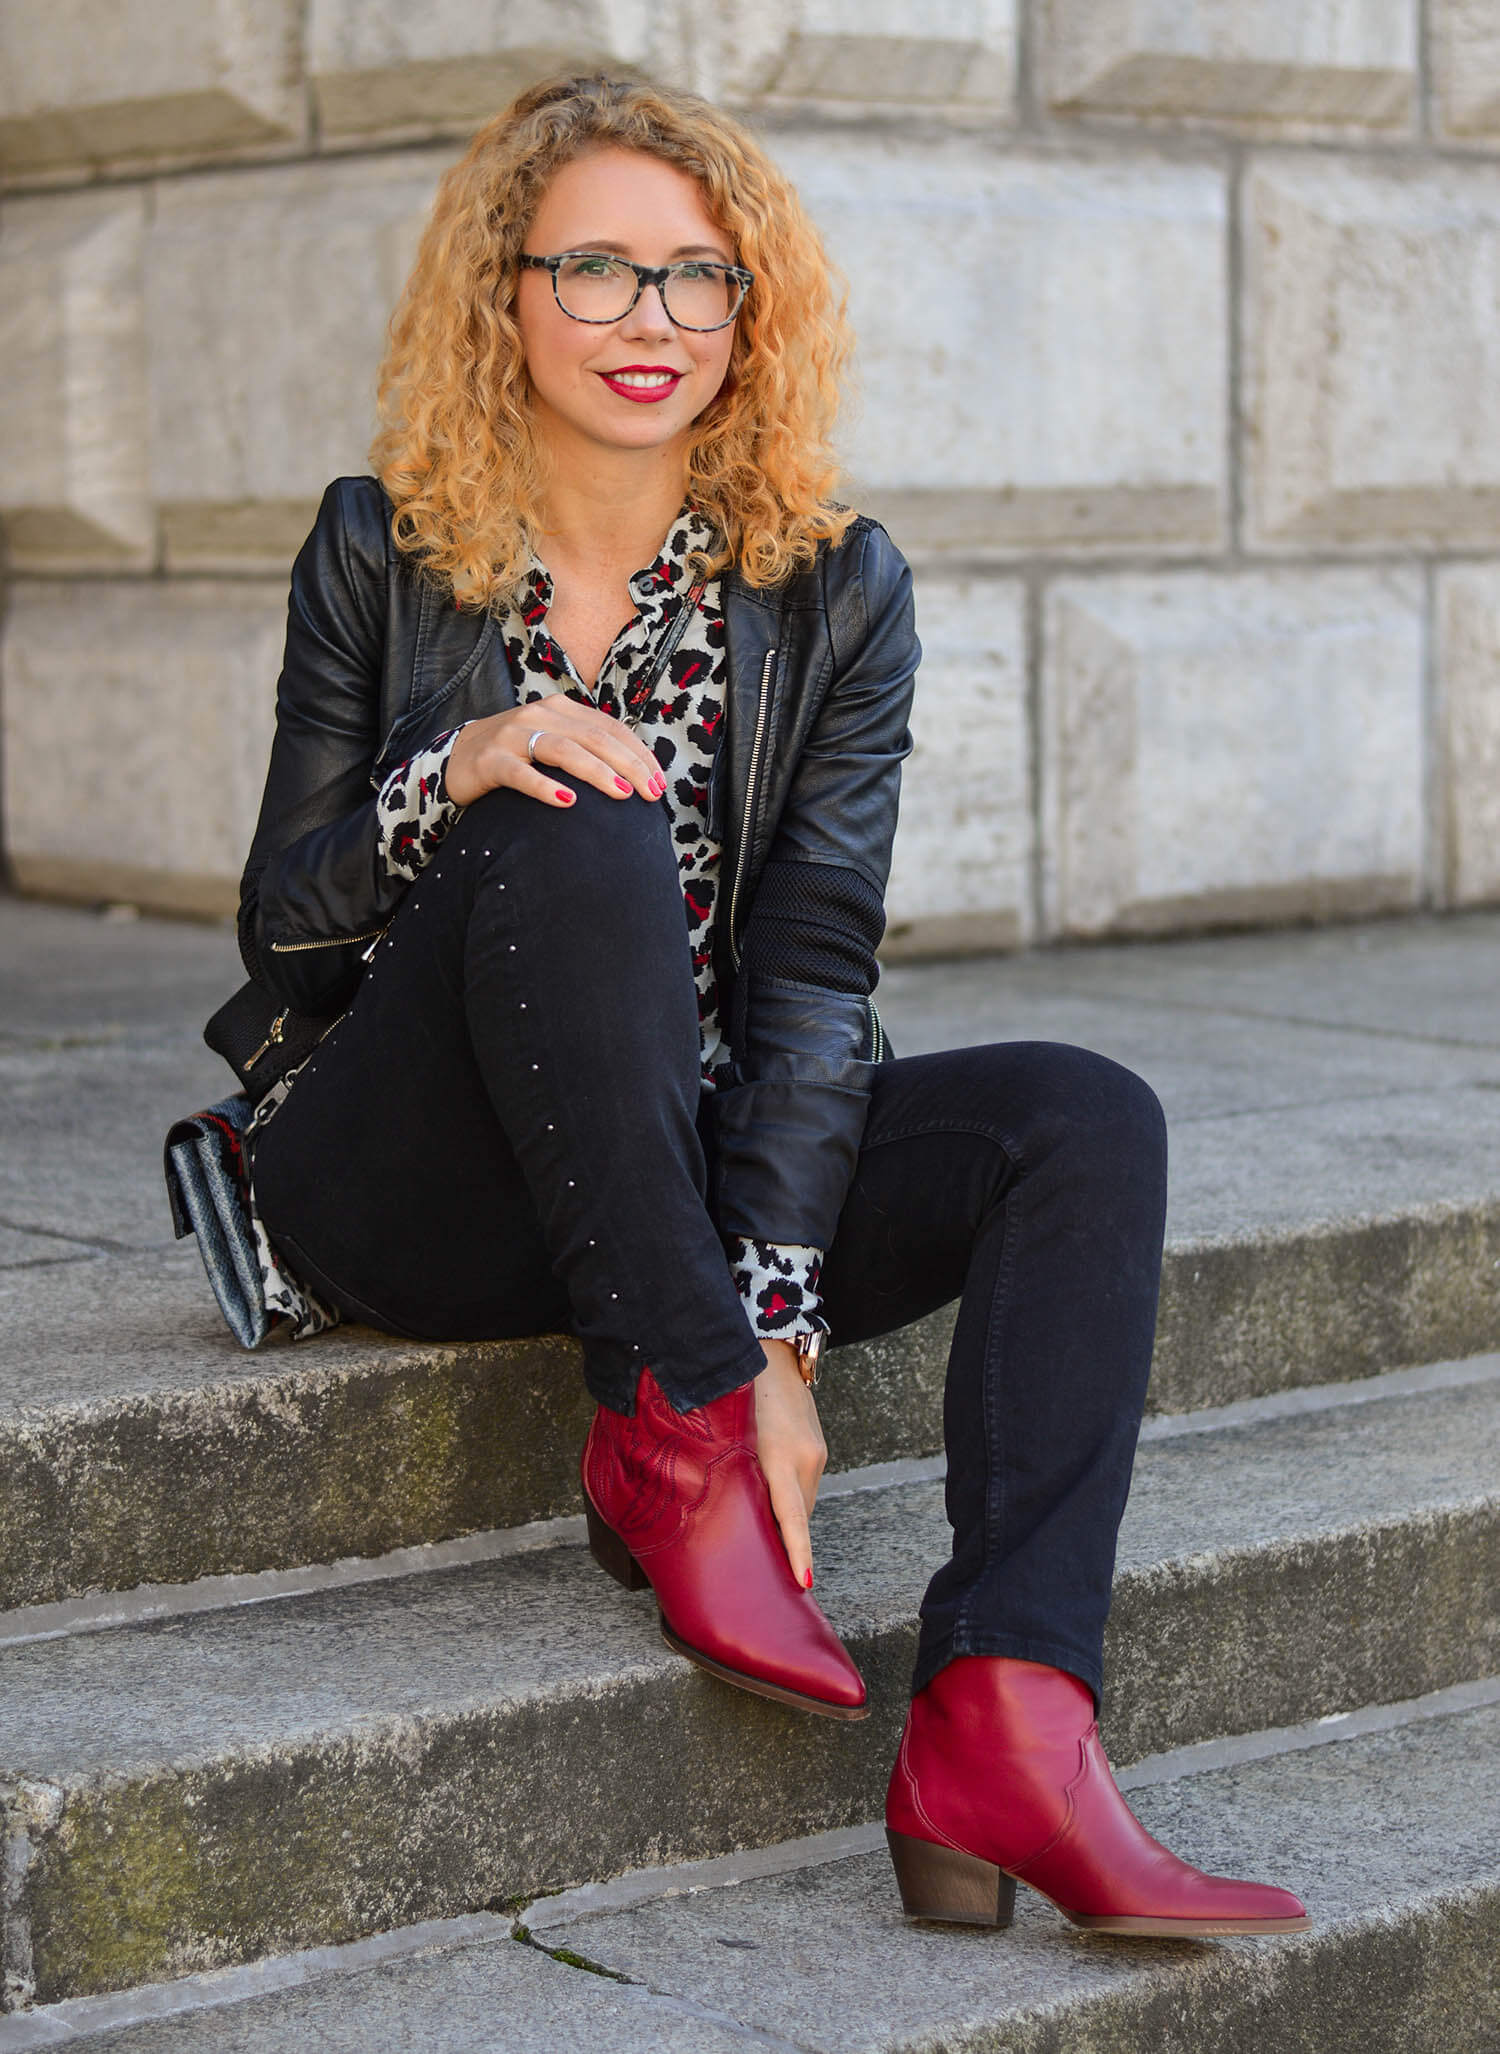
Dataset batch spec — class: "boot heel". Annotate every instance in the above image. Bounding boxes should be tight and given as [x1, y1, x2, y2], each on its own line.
[886, 1829, 1017, 1928]
[584, 1497, 651, 1592]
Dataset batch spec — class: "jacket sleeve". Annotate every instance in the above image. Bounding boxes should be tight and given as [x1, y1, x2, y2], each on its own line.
[238, 478, 412, 1015]
[713, 521, 919, 1250]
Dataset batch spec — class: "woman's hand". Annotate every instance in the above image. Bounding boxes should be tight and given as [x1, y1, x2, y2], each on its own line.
[754, 1338, 827, 1589]
[446, 702, 666, 809]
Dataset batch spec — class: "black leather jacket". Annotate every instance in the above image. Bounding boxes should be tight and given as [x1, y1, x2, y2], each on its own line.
[237, 477, 919, 1249]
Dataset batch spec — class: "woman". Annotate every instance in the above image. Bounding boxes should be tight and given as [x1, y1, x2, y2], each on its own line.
[237, 73, 1307, 1938]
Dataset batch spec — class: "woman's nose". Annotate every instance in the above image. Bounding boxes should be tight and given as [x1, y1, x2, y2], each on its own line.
[620, 282, 674, 339]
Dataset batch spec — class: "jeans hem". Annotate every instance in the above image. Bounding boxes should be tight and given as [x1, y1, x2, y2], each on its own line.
[913, 1631, 1104, 1711]
[585, 1336, 766, 1416]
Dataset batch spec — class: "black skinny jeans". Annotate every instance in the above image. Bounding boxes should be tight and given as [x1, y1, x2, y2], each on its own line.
[252, 781, 1168, 1702]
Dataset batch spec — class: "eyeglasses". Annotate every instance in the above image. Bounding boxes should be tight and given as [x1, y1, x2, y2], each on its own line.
[520, 251, 753, 332]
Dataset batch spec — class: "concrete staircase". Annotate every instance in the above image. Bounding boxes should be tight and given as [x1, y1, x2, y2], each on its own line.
[2, 897, 1498, 2049]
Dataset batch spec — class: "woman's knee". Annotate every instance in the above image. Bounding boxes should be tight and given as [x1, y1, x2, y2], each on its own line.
[448, 778, 677, 896]
[1067, 1047, 1164, 1148]
[970, 1041, 1166, 1172]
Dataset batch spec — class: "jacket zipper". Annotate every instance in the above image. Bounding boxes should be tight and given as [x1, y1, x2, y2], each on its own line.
[867, 996, 887, 1062]
[249, 926, 385, 1067]
[268, 929, 384, 955]
[243, 1010, 289, 1072]
[729, 647, 776, 969]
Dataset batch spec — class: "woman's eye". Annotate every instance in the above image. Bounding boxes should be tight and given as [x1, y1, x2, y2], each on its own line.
[570, 256, 619, 277]
[675, 264, 715, 281]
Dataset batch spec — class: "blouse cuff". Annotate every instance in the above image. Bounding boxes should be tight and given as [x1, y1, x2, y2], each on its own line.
[376, 727, 464, 883]
[727, 1236, 827, 1343]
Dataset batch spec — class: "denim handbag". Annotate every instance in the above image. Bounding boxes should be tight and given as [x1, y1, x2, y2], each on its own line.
[163, 1092, 273, 1348]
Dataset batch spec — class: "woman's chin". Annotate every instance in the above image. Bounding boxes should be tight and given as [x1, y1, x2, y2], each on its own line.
[529, 387, 700, 463]
[578, 410, 698, 462]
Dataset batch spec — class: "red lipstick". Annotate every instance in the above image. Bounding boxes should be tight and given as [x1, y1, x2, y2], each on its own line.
[598, 364, 684, 404]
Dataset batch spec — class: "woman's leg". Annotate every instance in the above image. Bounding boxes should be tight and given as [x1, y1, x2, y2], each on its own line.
[825, 1043, 1308, 1932]
[818, 1040, 1168, 1705]
[251, 779, 764, 1414]
[254, 776, 865, 1716]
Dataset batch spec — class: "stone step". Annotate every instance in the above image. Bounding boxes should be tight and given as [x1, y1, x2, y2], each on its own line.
[3, 1360, 1496, 2007]
[10, 900, 1500, 1611]
[4, 1682, 1497, 2051]
[6, 1188, 1499, 1614]
[512, 1687, 1500, 2054]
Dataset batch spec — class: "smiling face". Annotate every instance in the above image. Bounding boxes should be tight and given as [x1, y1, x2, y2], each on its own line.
[514, 147, 739, 469]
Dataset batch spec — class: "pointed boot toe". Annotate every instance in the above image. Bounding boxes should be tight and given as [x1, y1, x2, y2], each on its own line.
[582, 1369, 868, 1720]
[658, 1595, 867, 1717]
[1064, 1882, 1311, 1936]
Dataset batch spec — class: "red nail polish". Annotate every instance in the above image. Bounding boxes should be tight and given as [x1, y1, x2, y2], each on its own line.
[555, 788, 573, 804]
[615, 776, 633, 793]
[803, 1568, 813, 1589]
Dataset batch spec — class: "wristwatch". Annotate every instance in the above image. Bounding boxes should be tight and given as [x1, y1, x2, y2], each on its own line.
[794, 1330, 823, 1389]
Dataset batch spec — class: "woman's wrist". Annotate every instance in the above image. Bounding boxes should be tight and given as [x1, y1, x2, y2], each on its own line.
[760, 1337, 799, 1373]
[760, 1334, 823, 1390]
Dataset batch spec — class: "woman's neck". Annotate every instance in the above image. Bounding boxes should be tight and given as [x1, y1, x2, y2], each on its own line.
[525, 429, 692, 689]
[533, 430, 689, 585]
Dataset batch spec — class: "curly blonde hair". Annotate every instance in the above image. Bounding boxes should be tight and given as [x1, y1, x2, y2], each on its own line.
[371, 74, 856, 606]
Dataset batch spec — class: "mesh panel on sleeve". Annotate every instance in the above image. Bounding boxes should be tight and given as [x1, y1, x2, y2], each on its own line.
[739, 859, 884, 995]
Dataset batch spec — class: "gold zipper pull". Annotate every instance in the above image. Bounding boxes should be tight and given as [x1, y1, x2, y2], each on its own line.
[242, 1008, 288, 1073]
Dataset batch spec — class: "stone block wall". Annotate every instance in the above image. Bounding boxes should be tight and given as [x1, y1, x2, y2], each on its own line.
[2, 0, 1499, 949]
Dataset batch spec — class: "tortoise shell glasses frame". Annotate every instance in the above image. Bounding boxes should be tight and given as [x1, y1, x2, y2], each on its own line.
[519, 250, 754, 332]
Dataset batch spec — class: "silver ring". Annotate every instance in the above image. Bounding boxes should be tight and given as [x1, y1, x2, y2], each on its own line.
[526, 729, 548, 767]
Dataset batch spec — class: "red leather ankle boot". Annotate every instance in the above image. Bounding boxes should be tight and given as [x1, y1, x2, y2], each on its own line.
[885, 1656, 1309, 1935]
[581, 1367, 868, 1719]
